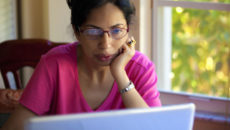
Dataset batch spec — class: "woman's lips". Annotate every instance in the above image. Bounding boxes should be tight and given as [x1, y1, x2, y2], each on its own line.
[95, 54, 113, 62]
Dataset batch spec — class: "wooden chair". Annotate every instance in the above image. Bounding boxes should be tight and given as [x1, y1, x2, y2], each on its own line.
[0, 39, 67, 114]
[0, 39, 67, 89]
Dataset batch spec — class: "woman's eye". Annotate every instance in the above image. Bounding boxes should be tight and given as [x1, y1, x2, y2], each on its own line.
[85, 29, 101, 35]
[111, 28, 122, 34]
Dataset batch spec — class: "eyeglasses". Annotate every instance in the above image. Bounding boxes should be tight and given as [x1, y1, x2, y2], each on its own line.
[79, 27, 129, 40]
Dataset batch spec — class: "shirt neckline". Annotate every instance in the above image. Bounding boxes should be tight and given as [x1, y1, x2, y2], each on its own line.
[73, 42, 117, 112]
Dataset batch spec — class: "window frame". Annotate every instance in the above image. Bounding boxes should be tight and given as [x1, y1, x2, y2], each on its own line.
[152, 0, 230, 115]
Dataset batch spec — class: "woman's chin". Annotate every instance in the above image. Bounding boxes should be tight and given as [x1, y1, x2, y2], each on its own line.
[97, 60, 113, 66]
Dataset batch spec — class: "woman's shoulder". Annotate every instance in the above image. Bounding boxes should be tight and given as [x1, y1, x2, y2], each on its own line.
[129, 51, 155, 70]
[45, 42, 77, 57]
[41, 42, 78, 61]
[37, 42, 78, 67]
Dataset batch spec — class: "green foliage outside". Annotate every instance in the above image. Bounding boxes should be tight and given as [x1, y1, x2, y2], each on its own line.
[171, 1, 230, 98]
[175, 0, 230, 4]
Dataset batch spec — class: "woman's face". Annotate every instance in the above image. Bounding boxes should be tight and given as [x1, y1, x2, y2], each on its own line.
[77, 3, 129, 67]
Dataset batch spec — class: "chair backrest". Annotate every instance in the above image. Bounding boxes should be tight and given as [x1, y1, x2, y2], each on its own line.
[0, 39, 67, 89]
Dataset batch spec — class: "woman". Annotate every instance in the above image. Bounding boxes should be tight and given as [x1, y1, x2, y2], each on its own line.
[2, 0, 161, 129]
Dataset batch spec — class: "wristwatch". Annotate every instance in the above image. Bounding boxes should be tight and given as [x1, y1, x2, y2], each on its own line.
[120, 81, 135, 94]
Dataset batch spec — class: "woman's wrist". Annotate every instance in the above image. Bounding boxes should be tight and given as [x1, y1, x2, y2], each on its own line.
[120, 81, 135, 94]
[111, 69, 131, 90]
[111, 68, 126, 80]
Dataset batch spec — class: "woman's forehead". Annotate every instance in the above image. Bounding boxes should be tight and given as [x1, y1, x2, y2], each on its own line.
[83, 3, 127, 28]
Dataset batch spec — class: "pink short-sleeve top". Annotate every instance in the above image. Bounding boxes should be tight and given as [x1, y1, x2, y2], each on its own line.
[19, 42, 161, 115]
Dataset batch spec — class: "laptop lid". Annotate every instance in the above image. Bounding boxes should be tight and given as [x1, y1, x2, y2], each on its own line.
[25, 103, 195, 130]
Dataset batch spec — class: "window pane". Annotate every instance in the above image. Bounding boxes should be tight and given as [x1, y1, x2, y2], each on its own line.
[171, 8, 230, 98]
[172, 0, 230, 4]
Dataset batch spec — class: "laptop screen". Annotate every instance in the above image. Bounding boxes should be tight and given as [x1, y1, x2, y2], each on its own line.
[25, 103, 195, 130]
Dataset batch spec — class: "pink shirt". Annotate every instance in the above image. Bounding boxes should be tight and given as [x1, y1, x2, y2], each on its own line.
[20, 43, 161, 115]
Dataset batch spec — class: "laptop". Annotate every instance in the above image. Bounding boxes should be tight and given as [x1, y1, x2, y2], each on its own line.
[25, 103, 195, 130]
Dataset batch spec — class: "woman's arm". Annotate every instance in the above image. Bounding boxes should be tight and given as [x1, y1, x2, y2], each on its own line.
[1, 104, 36, 130]
[113, 70, 149, 108]
[110, 37, 149, 108]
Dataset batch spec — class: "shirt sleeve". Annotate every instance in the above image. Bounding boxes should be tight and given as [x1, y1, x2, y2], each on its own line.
[131, 62, 162, 107]
[19, 55, 56, 115]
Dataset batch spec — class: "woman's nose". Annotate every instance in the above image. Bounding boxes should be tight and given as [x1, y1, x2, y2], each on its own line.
[99, 32, 112, 49]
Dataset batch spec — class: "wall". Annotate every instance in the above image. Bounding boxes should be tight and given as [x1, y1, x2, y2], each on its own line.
[130, 0, 152, 58]
[46, 0, 75, 42]
[20, 0, 74, 42]
[21, 0, 47, 39]
[139, 0, 152, 59]
[20, 0, 48, 86]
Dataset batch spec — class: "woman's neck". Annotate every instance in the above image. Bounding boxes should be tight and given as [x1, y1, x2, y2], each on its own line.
[77, 45, 112, 83]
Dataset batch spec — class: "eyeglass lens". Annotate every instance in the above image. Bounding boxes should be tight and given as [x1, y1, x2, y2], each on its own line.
[82, 28, 128, 40]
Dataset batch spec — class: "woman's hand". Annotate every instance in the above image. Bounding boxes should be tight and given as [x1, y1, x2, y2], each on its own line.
[0, 89, 23, 113]
[110, 37, 136, 78]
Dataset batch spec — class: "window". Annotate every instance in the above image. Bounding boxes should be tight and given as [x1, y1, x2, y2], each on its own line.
[0, 0, 18, 89]
[152, 0, 230, 115]
[0, 0, 18, 42]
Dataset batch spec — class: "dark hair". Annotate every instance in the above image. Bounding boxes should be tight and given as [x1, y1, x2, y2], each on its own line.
[66, 0, 135, 33]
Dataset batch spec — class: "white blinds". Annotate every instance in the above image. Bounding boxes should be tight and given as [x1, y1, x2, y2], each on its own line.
[0, 0, 17, 43]
[0, 0, 18, 88]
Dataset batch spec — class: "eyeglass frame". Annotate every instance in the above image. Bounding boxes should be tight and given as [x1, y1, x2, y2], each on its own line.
[77, 26, 129, 40]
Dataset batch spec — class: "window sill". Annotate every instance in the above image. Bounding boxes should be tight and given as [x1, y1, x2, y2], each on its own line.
[195, 111, 230, 123]
[159, 90, 230, 115]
